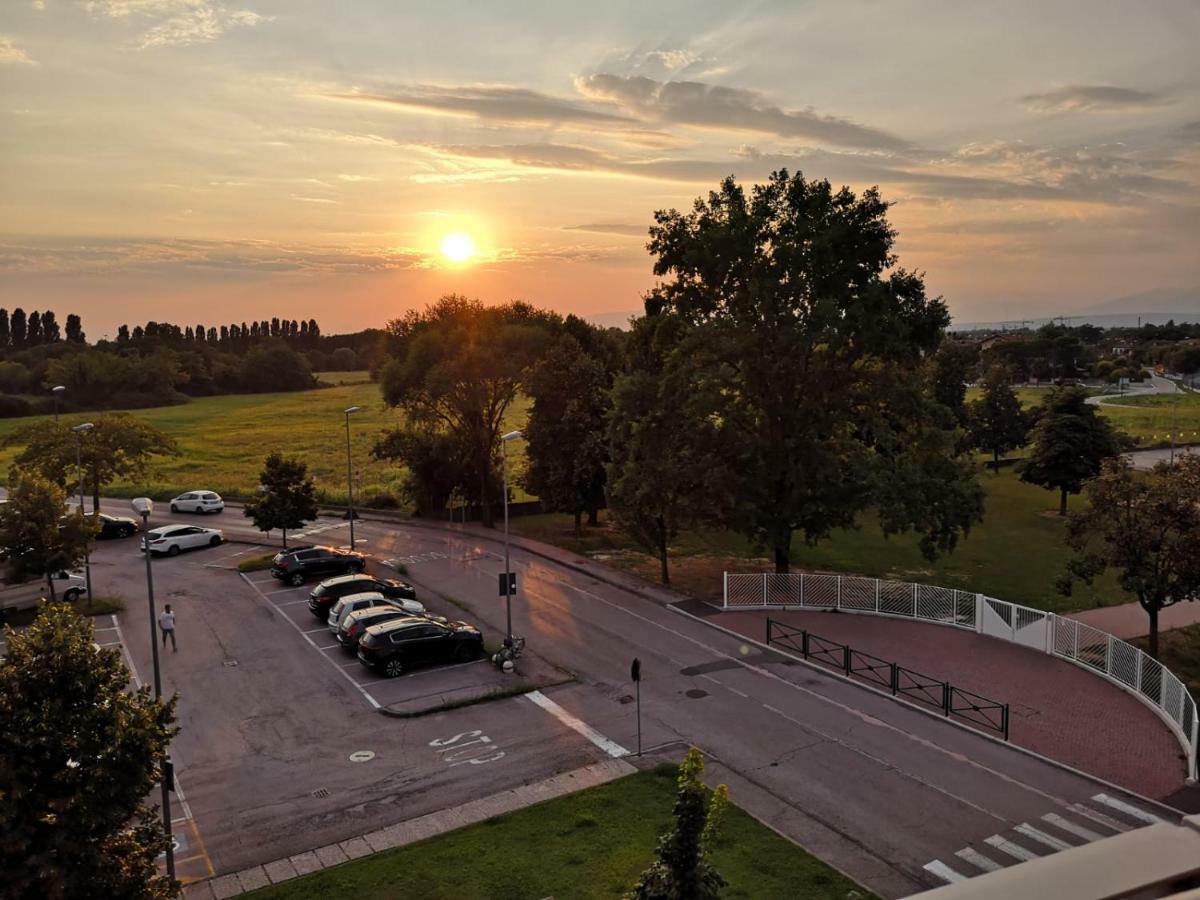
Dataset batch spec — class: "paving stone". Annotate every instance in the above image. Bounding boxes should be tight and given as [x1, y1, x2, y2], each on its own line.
[263, 858, 299, 884]
[235, 867, 269, 892]
[339, 836, 373, 859]
[208, 874, 243, 900]
[288, 851, 322, 876]
[315, 844, 349, 868]
[182, 881, 216, 900]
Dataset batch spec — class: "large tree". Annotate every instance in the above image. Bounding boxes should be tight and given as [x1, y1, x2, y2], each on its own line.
[967, 368, 1029, 469]
[0, 475, 94, 600]
[0, 603, 179, 899]
[930, 340, 978, 426]
[522, 334, 611, 536]
[629, 748, 729, 900]
[645, 170, 982, 572]
[1061, 457, 1200, 659]
[378, 296, 556, 526]
[244, 453, 319, 548]
[1017, 387, 1129, 515]
[8, 414, 178, 514]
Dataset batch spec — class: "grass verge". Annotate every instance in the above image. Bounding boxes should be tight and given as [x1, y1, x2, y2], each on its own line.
[378, 681, 541, 719]
[1133, 625, 1200, 702]
[2, 594, 125, 628]
[242, 766, 871, 900]
[237, 553, 277, 573]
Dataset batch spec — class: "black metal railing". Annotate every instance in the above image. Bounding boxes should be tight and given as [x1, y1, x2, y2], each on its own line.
[766, 618, 1010, 741]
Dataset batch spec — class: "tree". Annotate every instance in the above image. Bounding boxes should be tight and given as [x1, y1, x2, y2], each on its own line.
[8, 415, 178, 515]
[238, 344, 314, 392]
[330, 346, 358, 370]
[1061, 457, 1200, 659]
[931, 341, 978, 425]
[243, 453, 319, 547]
[1017, 387, 1129, 515]
[41, 310, 61, 343]
[10, 308, 26, 347]
[26, 311, 42, 346]
[0, 603, 178, 898]
[379, 296, 555, 526]
[645, 170, 982, 573]
[629, 748, 729, 900]
[65, 313, 84, 343]
[523, 335, 610, 536]
[0, 474, 94, 600]
[967, 369, 1029, 468]
[0, 308, 8, 348]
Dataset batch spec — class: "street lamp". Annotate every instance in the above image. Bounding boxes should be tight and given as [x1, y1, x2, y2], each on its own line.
[71, 423, 94, 605]
[52, 385, 65, 423]
[131, 496, 175, 880]
[344, 406, 361, 549]
[501, 429, 522, 645]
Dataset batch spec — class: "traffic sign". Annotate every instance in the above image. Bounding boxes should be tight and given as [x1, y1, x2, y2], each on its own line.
[499, 572, 517, 596]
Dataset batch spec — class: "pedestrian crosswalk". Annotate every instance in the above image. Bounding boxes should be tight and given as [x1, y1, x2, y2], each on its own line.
[922, 793, 1170, 886]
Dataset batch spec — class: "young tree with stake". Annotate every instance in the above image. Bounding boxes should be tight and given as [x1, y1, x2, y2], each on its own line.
[244, 453, 320, 548]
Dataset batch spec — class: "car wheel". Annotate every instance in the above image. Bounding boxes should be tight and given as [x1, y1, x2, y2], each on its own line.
[384, 658, 404, 678]
[167, 545, 180, 557]
[289, 572, 305, 587]
[64, 588, 82, 603]
[121, 526, 134, 538]
[209, 535, 222, 546]
[454, 643, 478, 662]
[170, 504, 179, 513]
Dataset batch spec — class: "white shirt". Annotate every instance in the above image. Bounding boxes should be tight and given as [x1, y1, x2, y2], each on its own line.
[159, 610, 176, 630]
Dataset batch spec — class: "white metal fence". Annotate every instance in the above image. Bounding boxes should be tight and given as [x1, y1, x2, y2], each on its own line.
[724, 572, 1198, 780]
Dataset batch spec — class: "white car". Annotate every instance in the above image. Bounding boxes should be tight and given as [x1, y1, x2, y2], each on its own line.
[169, 491, 225, 514]
[327, 591, 389, 634]
[143, 524, 224, 556]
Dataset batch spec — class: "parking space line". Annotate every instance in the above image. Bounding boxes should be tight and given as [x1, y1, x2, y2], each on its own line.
[525, 690, 630, 758]
[264, 587, 302, 596]
[240, 573, 381, 709]
[275, 598, 312, 607]
[316, 644, 340, 651]
[302, 627, 327, 634]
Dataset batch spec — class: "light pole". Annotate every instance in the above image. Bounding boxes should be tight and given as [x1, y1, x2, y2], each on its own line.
[501, 429, 522, 645]
[52, 385, 65, 423]
[344, 406, 361, 549]
[132, 496, 174, 880]
[71, 422, 94, 605]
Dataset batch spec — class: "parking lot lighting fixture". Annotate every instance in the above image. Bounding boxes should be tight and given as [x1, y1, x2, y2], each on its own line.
[500, 429, 522, 645]
[52, 385, 66, 422]
[344, 407, 362, 549]
[71, 423, 95, 604]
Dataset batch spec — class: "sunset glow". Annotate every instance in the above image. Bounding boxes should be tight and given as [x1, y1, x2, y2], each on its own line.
[439, 232, 477, 265]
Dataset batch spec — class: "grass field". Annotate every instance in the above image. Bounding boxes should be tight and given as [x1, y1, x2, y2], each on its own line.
[1134, 625, 1200, 703]
[243, 765, 870, 900]
[514, 468, 1126, 614]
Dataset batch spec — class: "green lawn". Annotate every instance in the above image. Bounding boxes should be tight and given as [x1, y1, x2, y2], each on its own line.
[1134, 625, 1200, 702]
[243, 766, 869, 900]
[315, 370, 373, 385]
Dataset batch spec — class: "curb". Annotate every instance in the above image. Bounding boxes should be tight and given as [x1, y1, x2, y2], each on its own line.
[666, 602, 1188, 819]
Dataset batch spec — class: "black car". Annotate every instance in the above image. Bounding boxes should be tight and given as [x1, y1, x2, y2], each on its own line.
[271, 545, 366, 586]
[95, 513, 139, 539]
[336, 607, 419, 651]
[307, 574, 417, 620]
[357, 618, 483, 678]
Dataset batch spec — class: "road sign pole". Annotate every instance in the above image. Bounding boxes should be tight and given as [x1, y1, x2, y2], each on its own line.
[631, 657, 642, 757]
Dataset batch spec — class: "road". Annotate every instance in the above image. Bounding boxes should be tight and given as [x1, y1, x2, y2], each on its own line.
[1087, 372, 1179, 406]
[73, 500, 1178, 897]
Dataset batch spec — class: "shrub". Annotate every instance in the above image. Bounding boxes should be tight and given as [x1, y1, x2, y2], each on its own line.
[0, 395, 33, 418]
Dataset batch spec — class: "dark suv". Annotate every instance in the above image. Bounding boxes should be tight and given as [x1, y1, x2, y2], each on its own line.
[271, 545, 366, 586]
[357, 618, 483, 678]
[307, 574, 418, 620]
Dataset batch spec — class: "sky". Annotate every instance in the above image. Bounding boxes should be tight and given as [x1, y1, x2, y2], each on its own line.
[1, 1, 1198, 338]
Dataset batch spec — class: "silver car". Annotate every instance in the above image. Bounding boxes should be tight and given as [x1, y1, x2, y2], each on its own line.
[327, 591, 389, 634]
[169, 491, 225, 514]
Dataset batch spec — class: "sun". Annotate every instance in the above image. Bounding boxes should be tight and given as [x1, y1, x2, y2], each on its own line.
[440, 231, 476, 264]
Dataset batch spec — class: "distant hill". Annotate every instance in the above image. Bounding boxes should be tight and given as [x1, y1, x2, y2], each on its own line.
[584, 310, 639, 330]
[951, 286, 1200, 332]
[1087, 286, 1200, 316]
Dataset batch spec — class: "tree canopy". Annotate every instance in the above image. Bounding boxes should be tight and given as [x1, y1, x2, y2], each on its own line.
[244, 453, 319, 547]
[0, 475, 94, 599]
[967, 368, 1029, 468]
[0, 603, 179, 899]
[643, 169, 982, 572]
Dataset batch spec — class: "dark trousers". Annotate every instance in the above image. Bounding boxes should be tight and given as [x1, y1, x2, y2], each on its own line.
[161, 627, 176, 650]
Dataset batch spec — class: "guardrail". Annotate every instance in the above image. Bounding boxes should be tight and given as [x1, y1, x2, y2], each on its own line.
[730, 572, 1197, 780]
[766, 619, 1010, 740]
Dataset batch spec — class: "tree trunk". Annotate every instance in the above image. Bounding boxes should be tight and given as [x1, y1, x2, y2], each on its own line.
[45, 571, 57, 602]
[587, 507, 599, 527]
[657, 516, 670, 585]
[573, 510, 582, 538]
[1147, 604, 1159, 660]
[282, 527, 288, 549]
[480, 468, 494, 528]
[773, 528, 792, 574]
[992, 448, 1000, 471]
[1058, 487, 1068, 516]
[91, 464, 101, 516]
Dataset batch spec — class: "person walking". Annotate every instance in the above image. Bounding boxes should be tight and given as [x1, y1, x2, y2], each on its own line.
[159, 604, 177, 652]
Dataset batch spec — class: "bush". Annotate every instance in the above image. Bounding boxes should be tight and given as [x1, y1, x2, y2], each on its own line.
[238, 343, 314, 393]
[330, 347, 358, 370]
[0, 395, 33, 418]
[361, 492, 400, 509]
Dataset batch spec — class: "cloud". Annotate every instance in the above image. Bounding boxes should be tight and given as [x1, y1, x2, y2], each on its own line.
[1019, 84, 1171, 113]
[0, 35, 36, 66]
[574, 73, 908, 150]
[1179, 121, 1200, 142]
[84, 0, 268, 49]
[563, 223, 647, 237]
[325, 83, 640, 129]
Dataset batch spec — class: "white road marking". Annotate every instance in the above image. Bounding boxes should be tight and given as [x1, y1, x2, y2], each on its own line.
[1014, 823, 1073, 851]
[240, 573, 380, 710]
[525, 690, 630, 758]
[1041, 813, 1104, 843]
[922, 861, 967, 884]
[1068, 802, 1131, 833]
[316, 644, 340, 651]
[984, 835, 1039, 862]
[1091, 793, 1165, 826]
[264, 587, 302, 596]
[302, 627, 328, 634]
[954, 847, 1002, 873]
[276, 598, 312, 608]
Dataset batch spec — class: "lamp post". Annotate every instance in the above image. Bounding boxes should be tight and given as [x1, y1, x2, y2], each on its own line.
[131, 496, 174, 880]
[71, 422, 94, 605]
[501, 429, 522, 645]
[343, 406, 361, 549]
[52, 385, 65, 423]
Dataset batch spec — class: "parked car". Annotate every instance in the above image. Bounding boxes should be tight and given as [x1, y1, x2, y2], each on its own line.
[307, 573, 419, 620]
[169, 491, 225, 514]
[336, 606, 418, 652]
[95, 513, 139, 539]
[326, 591, 390, 634]
[141, 524, 223, 556]
[0, 569, 88, 613]
[272, 545, 366, 586]
[357, 617, 484, 678]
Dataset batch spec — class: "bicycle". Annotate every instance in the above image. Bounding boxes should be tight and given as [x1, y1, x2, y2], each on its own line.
[491, 635, 526, 670]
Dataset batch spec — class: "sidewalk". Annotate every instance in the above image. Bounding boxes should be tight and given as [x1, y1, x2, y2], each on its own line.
[1068, 600, 1200, 640]
[183, 758, 635, 899]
